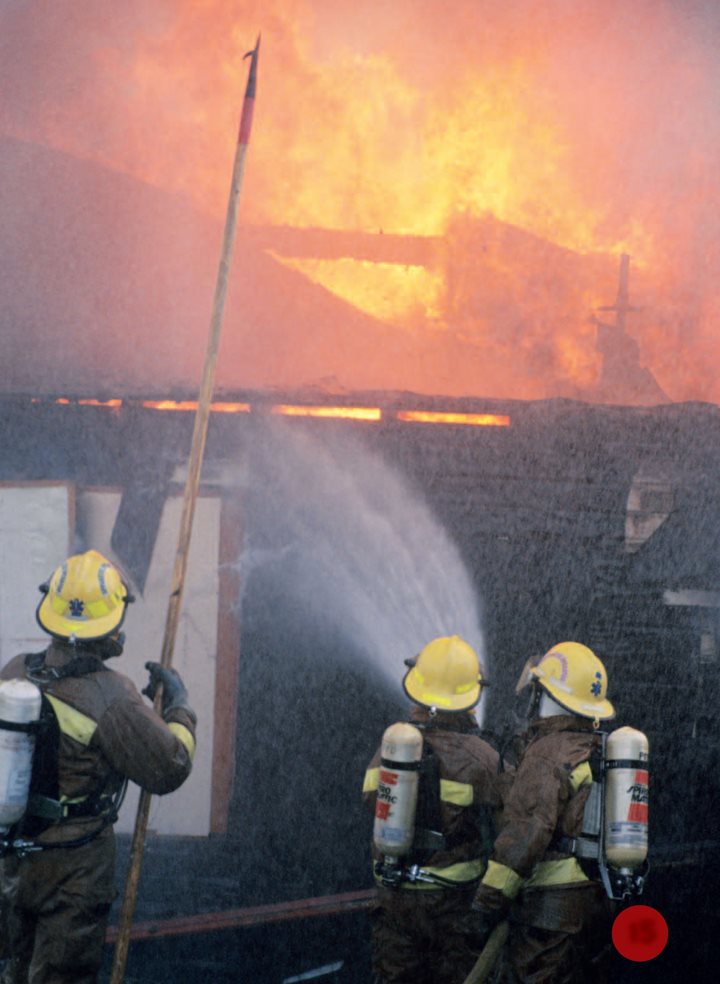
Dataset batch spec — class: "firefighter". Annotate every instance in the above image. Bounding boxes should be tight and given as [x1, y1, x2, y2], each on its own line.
[362, 635, 501, 984]
[0, 550, 197, 984]
[472, 641, 616, 984]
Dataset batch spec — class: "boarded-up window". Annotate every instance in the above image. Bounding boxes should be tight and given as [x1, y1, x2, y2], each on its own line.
[0, 483, 73, 668]
[80, 488, 221, 837]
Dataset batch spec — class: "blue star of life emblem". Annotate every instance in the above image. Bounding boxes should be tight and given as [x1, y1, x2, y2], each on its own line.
[69, 598, 85, 618]
[590, 671, 602, 696]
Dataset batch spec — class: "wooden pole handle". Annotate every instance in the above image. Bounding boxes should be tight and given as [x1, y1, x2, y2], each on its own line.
[109, 39, 259, 983]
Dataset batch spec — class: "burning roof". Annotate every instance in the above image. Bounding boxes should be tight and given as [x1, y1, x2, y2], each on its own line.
[1, 134, 667, 404]
[3, 2, 719, 404]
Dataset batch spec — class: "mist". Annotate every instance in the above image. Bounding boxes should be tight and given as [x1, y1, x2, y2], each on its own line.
[232, 416, 487, 708]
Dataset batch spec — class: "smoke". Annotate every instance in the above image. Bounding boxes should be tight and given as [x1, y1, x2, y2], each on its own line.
[232, 416, 487, 704]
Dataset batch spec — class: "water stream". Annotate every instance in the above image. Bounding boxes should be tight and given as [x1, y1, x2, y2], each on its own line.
[232, 416, 487, 715]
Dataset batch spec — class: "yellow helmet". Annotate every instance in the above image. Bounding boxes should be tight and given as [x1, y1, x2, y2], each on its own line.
[519, 641, 615, 721]
[36, 550, 132, 641]
[403, 635, 484, 712]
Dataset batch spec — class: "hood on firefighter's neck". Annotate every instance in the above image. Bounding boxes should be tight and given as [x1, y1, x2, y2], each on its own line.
[538, 692, 570, 718]
[46, 637, 118, 662]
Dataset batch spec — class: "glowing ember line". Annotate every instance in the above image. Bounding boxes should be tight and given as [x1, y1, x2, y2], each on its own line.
[42, 398, 509, 428]
[271, 404, 382, 421]
[396, 411, 511, 427]
[141, 400, 250, 413]
[206, 402, 251, 414]
[143, 400, 198, 412]
[77, 399, 123, 408]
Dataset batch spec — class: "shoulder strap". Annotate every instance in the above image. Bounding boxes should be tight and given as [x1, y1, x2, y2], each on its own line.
[411, 739, 446, 855]
[24, 650, 48, 674]
[19, 694, 62, 838]
[24, 649, 107, 683]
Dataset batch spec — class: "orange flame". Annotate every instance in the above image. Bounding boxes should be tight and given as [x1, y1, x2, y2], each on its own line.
[6, 2, 720, 404]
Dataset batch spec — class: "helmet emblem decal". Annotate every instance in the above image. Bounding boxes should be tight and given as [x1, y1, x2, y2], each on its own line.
[590, 671, 603, 696]
[68, 598, 85, 618]
[541, 651, 568, 681]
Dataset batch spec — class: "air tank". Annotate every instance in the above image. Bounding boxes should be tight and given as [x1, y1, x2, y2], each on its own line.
[372, 722, 423, 859]
[0, 678, 43, 832]
[604, 726, 649, 870]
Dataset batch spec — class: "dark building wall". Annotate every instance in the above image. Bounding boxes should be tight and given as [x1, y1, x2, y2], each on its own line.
[3, 393, 720, 981]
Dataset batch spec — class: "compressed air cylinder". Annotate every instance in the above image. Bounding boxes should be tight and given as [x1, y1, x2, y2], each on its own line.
[373, 722, 424, 859]
[0, 679, 43, 832]
[604, 726, 649, 870]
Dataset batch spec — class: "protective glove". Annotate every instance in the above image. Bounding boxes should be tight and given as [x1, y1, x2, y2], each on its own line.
[143, 662, 192, 717]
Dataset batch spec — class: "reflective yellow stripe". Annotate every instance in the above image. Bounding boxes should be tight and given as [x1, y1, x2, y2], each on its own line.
[363, 767, 379, 793]
[168, 722, 196, 761]
[481, 859, 525, 899]
[373, 858, 485, 890]
[45, 694, 97, 747]
[363, 769, 473, 806]
[440, 779, 473, 806]
[569, 761, 593, 793]
[49, 596, 116, 619]
[525, 857, 589, 888]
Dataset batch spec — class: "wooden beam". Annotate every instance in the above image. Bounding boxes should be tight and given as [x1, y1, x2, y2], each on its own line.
[105, 889, 376, 942]
[210, 492, 244, 832]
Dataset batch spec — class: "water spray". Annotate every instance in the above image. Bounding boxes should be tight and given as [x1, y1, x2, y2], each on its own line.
[234, 416, 487, 712]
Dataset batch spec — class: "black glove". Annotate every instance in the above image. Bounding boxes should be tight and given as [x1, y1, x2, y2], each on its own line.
[143, 662, 191, 716]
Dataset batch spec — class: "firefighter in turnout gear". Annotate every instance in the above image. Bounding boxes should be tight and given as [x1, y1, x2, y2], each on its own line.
[0, 550, 197, 984]
[362, 635, 501, 984]
[472, 641, 616, 984]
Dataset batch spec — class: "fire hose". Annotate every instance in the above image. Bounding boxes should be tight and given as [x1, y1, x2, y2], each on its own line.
[461, 920, 509, 984]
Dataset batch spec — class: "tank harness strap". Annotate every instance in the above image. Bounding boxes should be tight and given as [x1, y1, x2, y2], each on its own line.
[25, 650, 108, 682]
[26, 790, 120, 823]
[0, 718, 40, 734]
[412, 738, 446, 855]
[549, 747, 604, 861]
[21, 649, 113, 828]
[550, 834, 599, 860]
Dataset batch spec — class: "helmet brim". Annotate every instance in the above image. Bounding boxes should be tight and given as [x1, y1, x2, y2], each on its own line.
[538, 676, 615, 720]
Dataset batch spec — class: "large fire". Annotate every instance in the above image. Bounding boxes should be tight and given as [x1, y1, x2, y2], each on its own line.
[2, 1, 719, 404]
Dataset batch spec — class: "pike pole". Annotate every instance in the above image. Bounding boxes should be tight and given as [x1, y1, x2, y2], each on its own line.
[110, 35, 261, 984]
